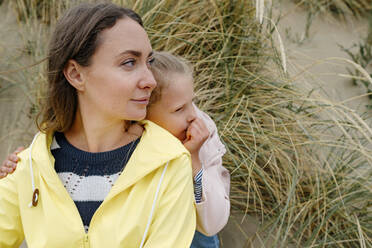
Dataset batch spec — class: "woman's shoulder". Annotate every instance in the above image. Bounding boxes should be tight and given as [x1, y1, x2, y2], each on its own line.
[140, 120, 187, 148]
[16, 132, 53, 173]
[136, 120, 190, 164]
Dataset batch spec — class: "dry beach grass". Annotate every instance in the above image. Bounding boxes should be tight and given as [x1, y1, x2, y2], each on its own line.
[0, 0, 371, 247]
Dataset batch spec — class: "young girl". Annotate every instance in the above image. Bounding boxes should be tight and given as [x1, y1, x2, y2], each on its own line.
[1, 51, 231, 247]
[148, 51, 230, 247]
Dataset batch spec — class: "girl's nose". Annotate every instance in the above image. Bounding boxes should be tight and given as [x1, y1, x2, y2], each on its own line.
[187, 107, 197, 122]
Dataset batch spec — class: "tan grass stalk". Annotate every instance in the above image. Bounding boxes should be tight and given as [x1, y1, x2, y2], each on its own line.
[326, 57, 372, 85]
[265, 17, 287, 73]
[355, 214, 367, 248]
[259, 0, 264, 24]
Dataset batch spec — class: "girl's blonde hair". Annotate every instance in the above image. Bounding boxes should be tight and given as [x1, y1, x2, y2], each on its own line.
[150, 51, 193, 105]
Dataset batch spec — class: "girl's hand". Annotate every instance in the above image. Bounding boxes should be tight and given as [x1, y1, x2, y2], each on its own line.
[183, 118, 209, 177]
[183, 118, 209, 154]
[0, 147, 24, 179]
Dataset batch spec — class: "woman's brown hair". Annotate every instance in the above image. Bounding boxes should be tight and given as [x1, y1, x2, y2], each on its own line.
[37, 3, 143, 133]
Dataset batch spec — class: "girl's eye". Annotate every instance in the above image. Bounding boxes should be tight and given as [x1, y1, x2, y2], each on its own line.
[174, 106, 183, 112]
[121, 59, 135, 67]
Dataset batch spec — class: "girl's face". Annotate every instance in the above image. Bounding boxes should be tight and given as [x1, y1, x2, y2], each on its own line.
[146, 73, 196, 142]
[79, 18, 156, 122]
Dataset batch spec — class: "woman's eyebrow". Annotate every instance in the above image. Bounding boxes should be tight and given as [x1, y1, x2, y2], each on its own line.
[116, 50, 142, 58]
[116, 50, 153, 58]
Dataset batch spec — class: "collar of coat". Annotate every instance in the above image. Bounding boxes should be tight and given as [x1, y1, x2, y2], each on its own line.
[22, 120, 190, 202]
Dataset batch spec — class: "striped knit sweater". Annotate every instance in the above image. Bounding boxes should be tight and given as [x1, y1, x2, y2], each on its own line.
[51, 132, 203, 233]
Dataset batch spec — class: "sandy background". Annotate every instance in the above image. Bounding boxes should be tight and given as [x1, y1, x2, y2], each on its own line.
[220, 1, 371, 247]
[0, 1, 370, 247]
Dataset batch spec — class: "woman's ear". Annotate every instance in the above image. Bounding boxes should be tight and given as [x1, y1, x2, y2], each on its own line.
[63, 59, 86, 91]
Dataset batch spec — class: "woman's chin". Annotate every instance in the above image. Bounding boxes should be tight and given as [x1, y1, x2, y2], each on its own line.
[127, 111, 147, 121]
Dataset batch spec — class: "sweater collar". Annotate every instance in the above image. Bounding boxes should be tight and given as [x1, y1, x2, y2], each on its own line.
[29, 120, 189, 197]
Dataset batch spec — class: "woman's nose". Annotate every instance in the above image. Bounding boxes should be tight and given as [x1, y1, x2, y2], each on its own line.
[140, 67, 157, 90]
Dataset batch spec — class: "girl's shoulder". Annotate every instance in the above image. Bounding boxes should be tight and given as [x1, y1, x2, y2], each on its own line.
[193, 104, 217, 133]
[193, 105, 226, 167]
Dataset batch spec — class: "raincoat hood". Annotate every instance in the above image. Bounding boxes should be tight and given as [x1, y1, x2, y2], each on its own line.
[0, 120, 196, 248]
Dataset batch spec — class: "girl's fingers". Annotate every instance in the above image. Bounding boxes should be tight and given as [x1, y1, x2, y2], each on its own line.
[185, 119, 209, 150]
[6, 160, 17, 169]
[2, 161, 15, 170]
[0, 164, 13, 173]
[0, 148, 23, 178]
[192, 118, 209, 135]
[1, 160, 16, 172]
[188, 127, 204, 144]
[190, 120, 202, 133]
[10, 146, 24, 162]
[5, 156, 17, 167]
[9, 154, 19, 163]
[0, 172, 7, 179]
[2, 166, 14, 173]
[191, 124, 208, 142]
[15, 146, 25, 154]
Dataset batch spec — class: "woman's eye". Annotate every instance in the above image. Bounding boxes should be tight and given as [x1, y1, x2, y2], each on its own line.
[147, 57, 155, 66]
[121, 59, 135, 67]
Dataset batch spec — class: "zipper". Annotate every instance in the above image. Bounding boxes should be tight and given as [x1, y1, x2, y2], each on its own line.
[84, 234, 89, 248]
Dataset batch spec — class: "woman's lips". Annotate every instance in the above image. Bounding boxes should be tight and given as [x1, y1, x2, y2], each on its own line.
[131, 97, 150, 105]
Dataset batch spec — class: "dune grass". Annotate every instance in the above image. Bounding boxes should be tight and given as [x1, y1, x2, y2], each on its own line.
[339, 14, 372, 109]
[289, 0, 372, 41]
[291, 0, 372, 20]
[1, 0, 371, 247]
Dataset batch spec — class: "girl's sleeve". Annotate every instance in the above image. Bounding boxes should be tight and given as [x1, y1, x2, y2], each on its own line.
[194, 105, 231, 236]
[196, 161, 230, 236]
[143, 154, 196, 248]
[0, 168, 25, 247]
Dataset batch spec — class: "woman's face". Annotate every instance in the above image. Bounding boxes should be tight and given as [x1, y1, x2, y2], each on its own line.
[79, 17, 156, 122]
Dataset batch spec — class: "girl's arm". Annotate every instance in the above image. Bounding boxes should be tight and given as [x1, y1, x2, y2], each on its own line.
[193, 106, 231, 236]
[0, 147, 24, 179]
[183, 118, 209, 177]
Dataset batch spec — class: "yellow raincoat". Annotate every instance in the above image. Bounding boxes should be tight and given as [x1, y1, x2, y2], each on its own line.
[0, 120, 196, 247]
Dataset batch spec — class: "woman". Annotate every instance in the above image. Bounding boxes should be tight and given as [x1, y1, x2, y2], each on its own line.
[0, 3, 195, 248]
